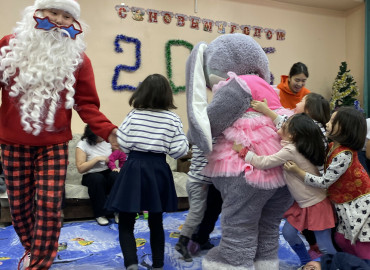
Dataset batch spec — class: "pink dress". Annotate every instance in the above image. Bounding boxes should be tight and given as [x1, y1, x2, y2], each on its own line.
[202, 74, 294, 189]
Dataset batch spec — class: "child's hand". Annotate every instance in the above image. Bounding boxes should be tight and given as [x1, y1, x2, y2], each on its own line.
[113, 168, 120, 172]
[283, 161, 298, 172]
[233, 142, 248, 159]
[232, 142, 244, 153]
[284, 161, 306, 180]
[251, 99, 269, 113]
[108, 128, 119, 150]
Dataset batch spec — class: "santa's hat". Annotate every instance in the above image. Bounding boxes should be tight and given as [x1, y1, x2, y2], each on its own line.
[34, 0, 80, 20]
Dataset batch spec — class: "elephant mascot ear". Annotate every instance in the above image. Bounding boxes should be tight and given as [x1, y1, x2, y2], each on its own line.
[186, 42, 213, 154]
[186, 34, 269, 154]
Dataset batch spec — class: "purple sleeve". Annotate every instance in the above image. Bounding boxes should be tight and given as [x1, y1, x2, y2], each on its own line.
[108, 151, 118, 170]
[108, 150, 127, 169]
[118, 152, 127, 168]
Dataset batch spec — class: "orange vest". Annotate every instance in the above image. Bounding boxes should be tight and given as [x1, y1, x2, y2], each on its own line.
[326, 143, 370, 204]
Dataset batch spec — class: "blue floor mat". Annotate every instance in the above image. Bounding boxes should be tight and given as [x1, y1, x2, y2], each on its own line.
[0, 211, 302, 269]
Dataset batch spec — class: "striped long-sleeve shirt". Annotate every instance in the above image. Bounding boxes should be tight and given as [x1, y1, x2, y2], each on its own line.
[117, 109, 189, 159]
[187, 145, 212, 184]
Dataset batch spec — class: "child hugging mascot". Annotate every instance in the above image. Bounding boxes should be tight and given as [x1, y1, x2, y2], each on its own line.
[186, 33, 294, 270]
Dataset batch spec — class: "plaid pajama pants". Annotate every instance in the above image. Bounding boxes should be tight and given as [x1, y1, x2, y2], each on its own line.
[1, 143, 68, 270]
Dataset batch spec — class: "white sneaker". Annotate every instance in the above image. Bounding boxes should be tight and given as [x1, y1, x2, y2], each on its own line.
[114, 213, 119, 224]
[96, 216, 109, 226]
[18, 251, 30, 270]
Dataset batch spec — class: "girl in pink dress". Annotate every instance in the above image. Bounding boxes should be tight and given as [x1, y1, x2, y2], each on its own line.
[234, 113, 337, 266]
[252, 92, 331, 259]
[285, 107, 370, 260]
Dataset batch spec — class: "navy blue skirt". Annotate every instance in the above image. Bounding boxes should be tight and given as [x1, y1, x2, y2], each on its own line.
[105, 151, 178, 213]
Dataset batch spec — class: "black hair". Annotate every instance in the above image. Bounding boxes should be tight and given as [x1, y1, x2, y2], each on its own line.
[81, 125, 98, 146]
[129, 74, 177, 110]
[304, 93, 330, 127]
[289, 62, 309, 78]
[327, 106, 366, 151]
[284, 113, 326, 166]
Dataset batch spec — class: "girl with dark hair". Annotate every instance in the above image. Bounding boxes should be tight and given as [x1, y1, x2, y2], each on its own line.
[252, 92, 330, 149]
[252, 94, 331, 259]
[278, 62, 311, 109]
[76, 125, 119, 226]
[297, 93, 330, 127]
[285, 107, 370, 260]
[234, 113, 337, 266]
[105, 74, 189, 270]
[293, 93, 330, 152]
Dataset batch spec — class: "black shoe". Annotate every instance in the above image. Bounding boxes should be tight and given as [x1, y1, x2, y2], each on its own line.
[200, 240, 214, 250]
[175, 235, 193, 262]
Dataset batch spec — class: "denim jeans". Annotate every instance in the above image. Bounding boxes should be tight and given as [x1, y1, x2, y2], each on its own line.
[282, 220, 337, 254]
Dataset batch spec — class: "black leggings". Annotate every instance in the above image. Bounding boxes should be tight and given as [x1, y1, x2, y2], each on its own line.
[192, 184, 223, 244]
[119, 212, 164, 268]
[82, 169, 118, 218]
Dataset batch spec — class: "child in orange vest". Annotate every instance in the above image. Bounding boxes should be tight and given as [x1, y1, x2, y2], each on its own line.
[285, 107, 370, 259]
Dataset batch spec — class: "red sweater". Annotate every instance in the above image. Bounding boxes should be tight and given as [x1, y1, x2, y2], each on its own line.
[0, 34, 116, 146]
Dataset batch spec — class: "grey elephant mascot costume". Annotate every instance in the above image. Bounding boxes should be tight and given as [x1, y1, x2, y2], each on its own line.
[186, 33, 294, 270]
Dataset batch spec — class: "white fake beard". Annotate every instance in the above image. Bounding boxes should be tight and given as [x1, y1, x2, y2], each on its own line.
[0, 8, 86, 136]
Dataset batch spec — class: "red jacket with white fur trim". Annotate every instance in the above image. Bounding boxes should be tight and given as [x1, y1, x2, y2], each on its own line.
[0, 34, 116, 146]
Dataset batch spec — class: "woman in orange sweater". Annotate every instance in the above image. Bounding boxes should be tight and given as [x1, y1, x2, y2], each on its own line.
[278, 62, 310, 110]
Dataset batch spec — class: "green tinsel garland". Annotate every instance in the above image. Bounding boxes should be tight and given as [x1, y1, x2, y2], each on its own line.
[165, 41, 276, 92]
[165, 40, 193, 94]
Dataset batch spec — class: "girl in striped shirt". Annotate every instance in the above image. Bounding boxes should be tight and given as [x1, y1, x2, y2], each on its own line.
[105, 74, 189, 270]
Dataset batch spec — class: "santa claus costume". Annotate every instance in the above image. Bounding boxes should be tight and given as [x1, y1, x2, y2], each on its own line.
[0, 0, 117, 269]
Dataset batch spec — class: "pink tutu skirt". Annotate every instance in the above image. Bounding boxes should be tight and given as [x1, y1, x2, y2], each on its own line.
[284, 198, 336, 231]
[203, 109, 292, 190]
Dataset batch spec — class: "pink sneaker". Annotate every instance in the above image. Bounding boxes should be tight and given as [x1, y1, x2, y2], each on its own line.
[187, 240, 200, 255]
[17, 251, 31, 270]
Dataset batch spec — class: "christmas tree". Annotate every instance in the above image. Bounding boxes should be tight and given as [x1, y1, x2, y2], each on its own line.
[330, 61, 361, 111]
